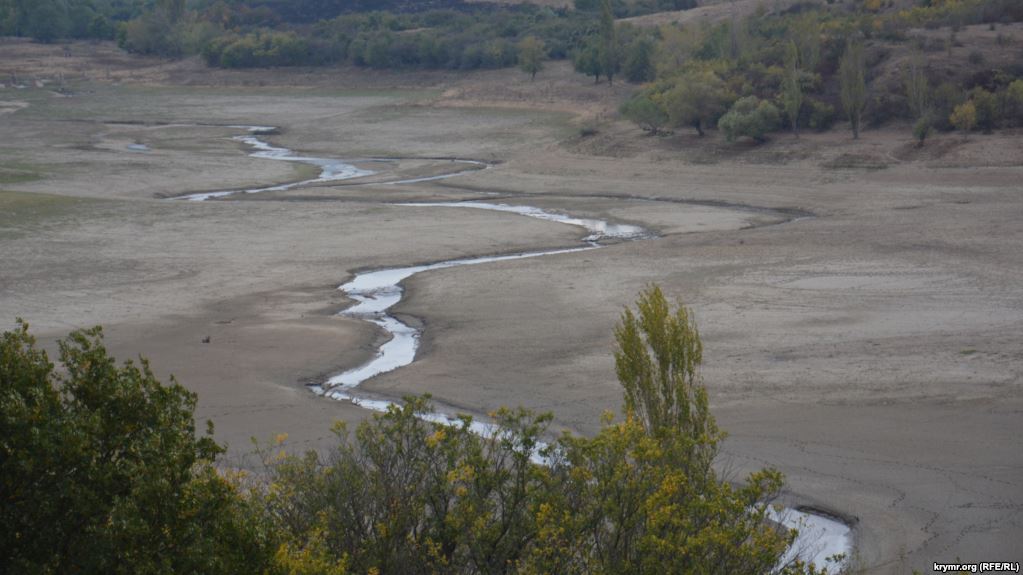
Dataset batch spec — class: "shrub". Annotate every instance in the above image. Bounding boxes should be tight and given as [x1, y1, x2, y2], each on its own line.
[913, 114, 933, 147]
[718, 96, 781, 143]
[518, 35, 546, 80]
[121, 13, 182, 56]
[620, 93, 669, 134]
[970, 87, 999, 132]
[623, 36, 656, 83]
[808, 99, 837, 131]
[0, 322, 276, 573]
[932, 82, 966, 131]
[950, 100, 977, 135]
[662, 70, 735, 137]
[867, 92, 910, 127]
[1002, 79, 1023, 126]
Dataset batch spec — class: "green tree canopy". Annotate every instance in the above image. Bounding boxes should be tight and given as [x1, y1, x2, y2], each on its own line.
[662, 69, 734, 136]
[22, 0, 70, 43]
[0, 322, 274, 574]
[620, 92, 669, 134]
[2, 288, 831, 574]
[623, 36, 656, 83]
[718, 95, 781, 143]
[839, 39, 867, 139]
[950, 100, 977, 136]
[782, 40, 804, 136]
[517, 35, 546, 81]
[599, 0, 619, 85]
[904, 57, 930, 120]
[970, 87, 998, 133]
[573, 37, 603, 84]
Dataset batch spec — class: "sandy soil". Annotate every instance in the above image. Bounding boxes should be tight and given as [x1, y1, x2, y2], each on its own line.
[2, 40, 1022, 573]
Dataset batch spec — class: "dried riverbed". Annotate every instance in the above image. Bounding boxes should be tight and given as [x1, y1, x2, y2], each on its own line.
[4, 77, 1019, 572]
[179, 126, 850, 569]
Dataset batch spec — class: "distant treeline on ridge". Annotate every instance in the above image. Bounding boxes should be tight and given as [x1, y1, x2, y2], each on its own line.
[3, 0, 1023, 141]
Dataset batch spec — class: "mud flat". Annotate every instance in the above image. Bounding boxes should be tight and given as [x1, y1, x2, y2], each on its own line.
[1, 73, 1020, 573]
[160, 125, 850, 568]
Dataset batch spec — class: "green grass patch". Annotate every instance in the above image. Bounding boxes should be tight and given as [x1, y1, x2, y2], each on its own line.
[0, 190, 98, 233]
[0, 162, 42, 185]
[288, 162, 321, 181]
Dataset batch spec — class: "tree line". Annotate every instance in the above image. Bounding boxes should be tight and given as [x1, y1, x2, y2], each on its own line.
[0, 0, 134, 43]
[1, 287, 839, 574]
[6, 0, 1022, 141]
[616, 0, 1023, 142]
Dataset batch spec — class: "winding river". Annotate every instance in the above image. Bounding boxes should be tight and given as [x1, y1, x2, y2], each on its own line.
[180, 124, 850, 570]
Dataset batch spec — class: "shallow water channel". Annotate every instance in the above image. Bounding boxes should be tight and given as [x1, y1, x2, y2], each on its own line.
[185, 125, 850, 569]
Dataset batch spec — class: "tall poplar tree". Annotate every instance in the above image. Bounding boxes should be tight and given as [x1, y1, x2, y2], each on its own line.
[599, 0, 618, 85]
[782, 40, 803, 136]
[839, 39, 867, 139]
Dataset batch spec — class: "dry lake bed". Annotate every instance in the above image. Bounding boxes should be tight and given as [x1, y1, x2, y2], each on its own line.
[2, 55, 1021, 572]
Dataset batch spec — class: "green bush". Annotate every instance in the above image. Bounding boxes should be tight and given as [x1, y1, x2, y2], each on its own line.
[17, 0, 70, 43]
[623, 36, 656, 83]
[1, 285, 828, 574]
[867, 92, 910, 127]
[913, 114, 933, 147]
[0, 322, 276, 573]
[203, 31, 312, 68]
[950, 100, 978, 135]
[932, 82, 966, 131]
[120, 13, 182, 56]
[970, 86, 999, 132]
[718, 96, 781, 142]
[662, 69, 735, 137]
[620, 92, 669, 134]
[808, 99, 837, 131]
[1002, 79, 1023, 126]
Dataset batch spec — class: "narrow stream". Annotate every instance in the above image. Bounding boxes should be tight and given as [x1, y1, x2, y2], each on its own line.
[183, 124, 849, 570]
[179, 126, 375, 201]
[177, 127, 490, 201]
[316, 243, 597, 395]
[770, 507, 852, 570]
